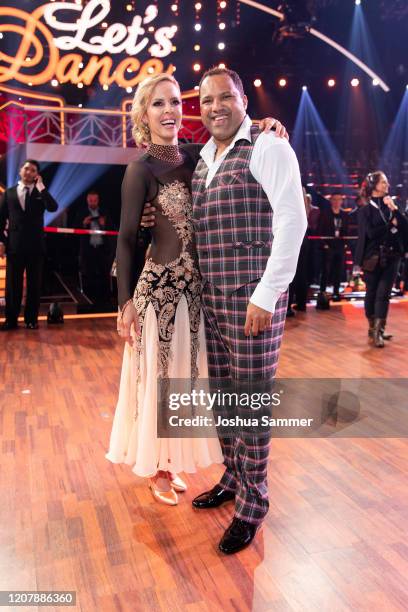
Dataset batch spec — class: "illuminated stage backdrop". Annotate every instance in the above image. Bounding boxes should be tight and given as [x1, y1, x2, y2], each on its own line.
[0, 1, 175, 90]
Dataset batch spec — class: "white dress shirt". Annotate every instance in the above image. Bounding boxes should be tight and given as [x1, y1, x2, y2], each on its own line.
[199, 115, 307, 313]
[17, 181, 35, 210]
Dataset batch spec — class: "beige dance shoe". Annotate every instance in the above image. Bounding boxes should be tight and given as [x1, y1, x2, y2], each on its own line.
[170, 474, 187, 492]
[148, 478, 178, 506]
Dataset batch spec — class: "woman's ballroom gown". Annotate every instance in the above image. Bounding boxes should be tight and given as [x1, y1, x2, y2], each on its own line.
[106, 144, 223, 476]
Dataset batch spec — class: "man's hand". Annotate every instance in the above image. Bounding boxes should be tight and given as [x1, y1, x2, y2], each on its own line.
[244, 302, 272, 337]
[140, 204, 157, 228]
[0, 243, 5, 258]
[36, 175, 45, 192]
[83, 215, 92, 226]
[258, 117, 289, 140]
[99, 215, 106, 227]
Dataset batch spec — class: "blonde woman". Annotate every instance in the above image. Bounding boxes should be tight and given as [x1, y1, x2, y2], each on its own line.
[106, 74, 285, 505]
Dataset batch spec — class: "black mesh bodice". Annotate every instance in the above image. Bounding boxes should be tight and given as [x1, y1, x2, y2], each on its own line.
[116, 144, 201, 307]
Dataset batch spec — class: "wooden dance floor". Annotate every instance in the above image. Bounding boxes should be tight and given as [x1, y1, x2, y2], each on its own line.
[1, 300, 407, 611]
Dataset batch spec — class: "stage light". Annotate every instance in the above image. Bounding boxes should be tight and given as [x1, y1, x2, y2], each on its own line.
[193, 63, 201, 72]
[0, 33, 3, 39]
[51, 79, 58, 87]
[351, 78, 359, 87]
[103, 84, 109, 90]
[302, 85, 307, 91]
[218, 42, 225, 50]
[147, 66, 155, 74]
[355, 0, 361, 5]
[172, 45, 177, 51]
[25, 57, 31, 62]
[194, 85, 199, 90]
[79, 62, 83, 68]
[78, 103, 82, 108]
[328, 78, 336, 87]
[194, 23, 202, 31]
[102, 22, 107, 28]
[220, 0, 227, 7]
[148, 26, 155, 32]
[126, 87, 132, 93]
[126, 4, 132, 11]
[172, 25, 178, 32]
[28, 82, 33, 86]
[195, 2, 202, 9]
[372, 78, 379, 86]
[171, 3, 177, 11]
[218, 63, 226, 69]
[194, 44, 200, 51]
[278, 78, 287, 87]
[77, 82, 83, 88]
[254, 79, 262, 87]
[219, 22, 226, 30]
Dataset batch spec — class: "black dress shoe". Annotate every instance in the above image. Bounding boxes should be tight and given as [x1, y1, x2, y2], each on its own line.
[286, 308, 296, 318]
[25, 322, 39, 329]
[219, 517, 259, 554]
[0, 321, 18, 331]
[192, 484, 235, 509]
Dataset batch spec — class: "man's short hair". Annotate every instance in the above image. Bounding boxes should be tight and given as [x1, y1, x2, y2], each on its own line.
[22, 159, 40, 172]
[87, 190, 100, 197]
[199, 67, 245, 98]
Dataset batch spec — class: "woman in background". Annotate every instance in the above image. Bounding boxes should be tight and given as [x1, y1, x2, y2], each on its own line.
[356, 171, 408, 347]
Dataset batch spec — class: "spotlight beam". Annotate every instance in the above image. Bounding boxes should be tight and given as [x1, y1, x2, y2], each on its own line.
[292, 88, 348, 189]
[239, 0, 390, 92]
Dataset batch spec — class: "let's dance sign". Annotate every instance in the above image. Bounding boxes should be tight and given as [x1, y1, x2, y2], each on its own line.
[0, 0, 175, 89]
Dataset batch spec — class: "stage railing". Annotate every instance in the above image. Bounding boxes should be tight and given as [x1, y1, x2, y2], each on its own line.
[1, 103, 208, 148]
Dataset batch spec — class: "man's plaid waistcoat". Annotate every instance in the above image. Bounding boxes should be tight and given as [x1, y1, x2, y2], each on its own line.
[192, 126, 273, 295]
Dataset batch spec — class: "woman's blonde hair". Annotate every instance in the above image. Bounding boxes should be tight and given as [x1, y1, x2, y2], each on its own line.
[131, 73, 180, 146]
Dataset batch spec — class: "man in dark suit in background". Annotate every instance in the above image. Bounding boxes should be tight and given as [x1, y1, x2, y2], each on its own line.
[317, 192, 349, 302]
[76, 190, 113, 304]
[0, 159, 58, 330]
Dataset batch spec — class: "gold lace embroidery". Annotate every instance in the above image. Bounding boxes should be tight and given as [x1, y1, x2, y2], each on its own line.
[131, 181, 201, 420]
[158, 180, 193, 248]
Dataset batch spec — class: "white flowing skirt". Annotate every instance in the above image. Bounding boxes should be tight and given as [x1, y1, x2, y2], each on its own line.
[106, 295, 223, 477]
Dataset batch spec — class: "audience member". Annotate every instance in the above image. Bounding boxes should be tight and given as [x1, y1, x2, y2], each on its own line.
[75, 190, 113, 304]
[0, 159, 58, 330]
[317, 192, 349, 302]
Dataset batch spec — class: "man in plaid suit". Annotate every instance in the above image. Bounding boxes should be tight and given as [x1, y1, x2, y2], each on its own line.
[191, 68, 306, 554]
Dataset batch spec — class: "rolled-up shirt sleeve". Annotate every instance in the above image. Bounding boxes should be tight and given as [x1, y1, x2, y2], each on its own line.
[249, 135, 307, 313]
